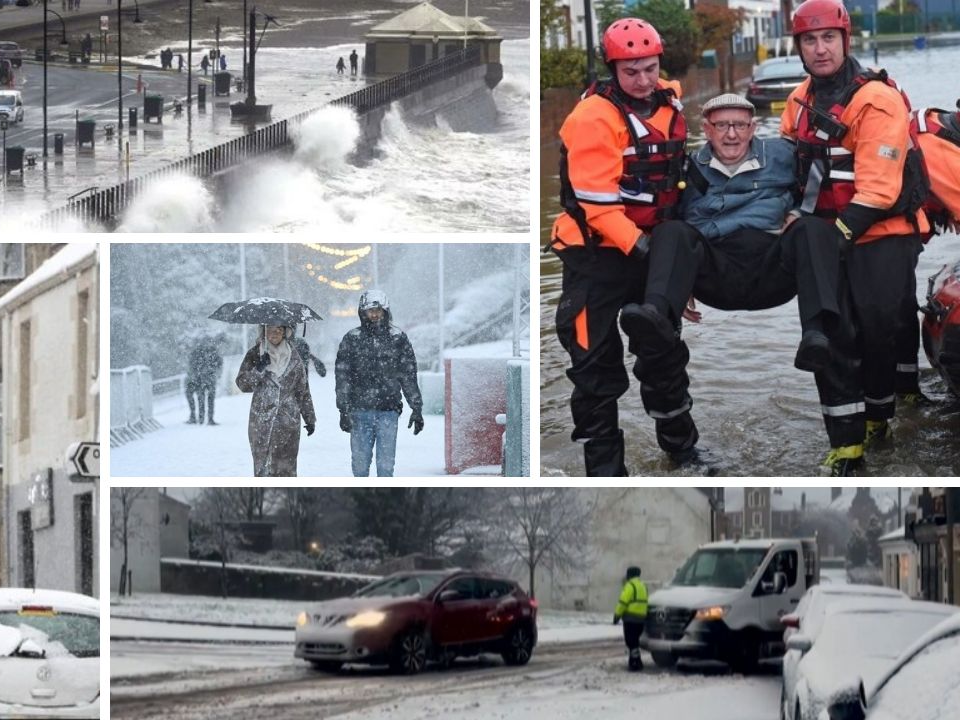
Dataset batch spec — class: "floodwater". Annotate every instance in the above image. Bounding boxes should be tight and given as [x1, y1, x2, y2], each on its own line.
[540, 45, 960, 477]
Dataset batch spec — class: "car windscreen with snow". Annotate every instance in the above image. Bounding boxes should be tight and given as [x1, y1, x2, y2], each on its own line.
[354, 573, 445, 598]
[866, 633, 960, 719]
[0, 610, 99, 657]
[673, 548, 767, 589]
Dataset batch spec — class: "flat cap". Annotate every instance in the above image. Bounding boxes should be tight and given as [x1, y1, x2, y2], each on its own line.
[701, 93, 755, 116]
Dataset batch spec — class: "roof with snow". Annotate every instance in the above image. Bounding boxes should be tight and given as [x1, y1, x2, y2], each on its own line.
[723, 489, 798, 513]
[829, 490, 897, 515]
[0, 243, 97, 312]
[366, 2, 498, 39]
[879, 526, 907, 543]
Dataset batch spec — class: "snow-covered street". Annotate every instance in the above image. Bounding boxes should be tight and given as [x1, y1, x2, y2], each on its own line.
[110, 594, 780, 720]
[111, 374, 449, 477]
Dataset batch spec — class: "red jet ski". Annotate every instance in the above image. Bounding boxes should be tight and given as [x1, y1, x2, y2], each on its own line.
[922, 260, 960, 395]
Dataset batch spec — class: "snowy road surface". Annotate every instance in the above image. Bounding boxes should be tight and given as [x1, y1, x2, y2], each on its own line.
[111, 374, 453, 477]
[112, 638, 780, 720]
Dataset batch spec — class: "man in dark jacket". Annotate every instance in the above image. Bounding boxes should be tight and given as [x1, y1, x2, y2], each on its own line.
[186, 335, 224, 425]
[335, 290, 423, 477]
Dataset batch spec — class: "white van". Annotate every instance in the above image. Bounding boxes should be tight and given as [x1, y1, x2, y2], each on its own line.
[0, 90, 24, 124]
[639, 537, 819, 673]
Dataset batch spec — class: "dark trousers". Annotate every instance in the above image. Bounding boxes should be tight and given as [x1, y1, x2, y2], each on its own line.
[186, 381, 216, 423]
[895, 243, 923, 395]
[623, 619, 644, 652]
[844, 234, 923, 421]
[643, 217, 866, 448]
[555, 246, 694, 476]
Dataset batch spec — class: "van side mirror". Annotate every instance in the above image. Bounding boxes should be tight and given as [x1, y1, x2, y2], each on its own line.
[773, 571, 787, 594]
[826, 679, 867, 720]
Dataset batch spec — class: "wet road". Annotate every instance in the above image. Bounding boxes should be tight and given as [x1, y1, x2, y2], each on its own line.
[540, 45, 960, 477]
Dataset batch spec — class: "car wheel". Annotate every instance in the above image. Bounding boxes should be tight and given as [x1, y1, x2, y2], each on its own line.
[390, 628, 428, 675]
[501, 624, 534, 666]
[309, 660, 343, 673]
[651, 651, 677, 669]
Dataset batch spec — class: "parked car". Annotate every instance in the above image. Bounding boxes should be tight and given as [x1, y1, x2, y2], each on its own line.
[0, 89, 24, 124]
[294, 570, 538, 675]
[640, 537, 819, 673]
[781, 585, 910, 720]
[822, 612, 960, 720]
[0, 41, 23, 67]
[746, 56, 808, 108]
[0, 588, 100, 719]
[782, 598, 957, 720]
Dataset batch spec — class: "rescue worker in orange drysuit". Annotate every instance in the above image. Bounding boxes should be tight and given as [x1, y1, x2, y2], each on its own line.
[550, 19, 692, 476]
[780, 0, 930, 475]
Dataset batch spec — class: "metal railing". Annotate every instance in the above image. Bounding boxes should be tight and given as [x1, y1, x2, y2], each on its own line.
[152, 372, 187, 399]
[38, 46, 483, 228]
[110, 365, 162, 447]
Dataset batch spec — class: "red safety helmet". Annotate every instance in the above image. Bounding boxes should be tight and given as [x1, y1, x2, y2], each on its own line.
[601, 18, 664, 63]
[792, 0, 852, 53]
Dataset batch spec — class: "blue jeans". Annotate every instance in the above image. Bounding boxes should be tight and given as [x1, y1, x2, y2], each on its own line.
[350, 410, 399, 477]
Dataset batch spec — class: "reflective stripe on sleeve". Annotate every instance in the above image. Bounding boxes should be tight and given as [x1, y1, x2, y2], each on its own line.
[830, 170, 855, 181]
[574, 188, 622, 203]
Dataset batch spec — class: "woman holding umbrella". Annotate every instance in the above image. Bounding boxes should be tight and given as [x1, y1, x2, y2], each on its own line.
[211, 297, 322, 477]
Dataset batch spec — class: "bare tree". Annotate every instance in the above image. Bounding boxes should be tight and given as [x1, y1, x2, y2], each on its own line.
[110, 487, 150, 597]
[192, 488, 246, 598]
[484, 488, 595, 599]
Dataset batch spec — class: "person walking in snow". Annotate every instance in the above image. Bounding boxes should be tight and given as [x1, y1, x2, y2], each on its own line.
[336, 57, 346, 75]
[185, 335, 224, 426]
[349, 49, 358, 75]
[335, 290, 423, 477]
[236, 325, 316, 477]
[613, 565, 648, 671]
[200, 54, 210, 75]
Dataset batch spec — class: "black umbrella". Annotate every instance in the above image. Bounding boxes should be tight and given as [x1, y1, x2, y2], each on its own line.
[209, 297, 323, 326]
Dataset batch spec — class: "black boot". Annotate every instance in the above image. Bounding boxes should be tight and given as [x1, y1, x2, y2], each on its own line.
[794, 330, 831, 373]
[620, 303, 678, 356]
[583, 430, 628, 477]
[628, 649, 643, 671]
[207, 418, 218, 426]
[186, 415, 197, 424]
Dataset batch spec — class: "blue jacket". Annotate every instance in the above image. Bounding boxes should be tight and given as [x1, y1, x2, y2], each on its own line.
[680, 137, 798, 240]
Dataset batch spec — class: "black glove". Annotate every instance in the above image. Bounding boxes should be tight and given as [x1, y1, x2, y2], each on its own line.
[305, 423, 315, 436]
[314, 359, 327, 377]
[408, 409, 424, 435]
[613, 615, 621, 625]
[628, 232, 650, 261]
[339, 412, 352, 433]
[254, 353, 271, 371]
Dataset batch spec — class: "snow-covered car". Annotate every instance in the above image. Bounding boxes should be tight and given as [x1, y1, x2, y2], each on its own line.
[0, 90, 24, 124]
[821, 612, 960, 720]
[640, 537, 819, 673]
[295, 570, 538, 675]
[783, 598, 957, 720]
[781, 585, 909, 719]
[0, 588, 100, 718]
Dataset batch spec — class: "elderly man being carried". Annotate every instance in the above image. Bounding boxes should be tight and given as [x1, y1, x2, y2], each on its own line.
[619, 93, 855, 473]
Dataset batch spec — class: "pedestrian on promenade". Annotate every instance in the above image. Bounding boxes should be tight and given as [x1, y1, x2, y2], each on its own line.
[200, 55, 210, 75]
[336, 57, 346, 75]
[349, 49, 358, 74]
[335, 290, 424, 477]
[219, 53, 226, 71]
[178, 54, 184, 73]
[613, 566, 648, 671]
[236, 325, 316, 477]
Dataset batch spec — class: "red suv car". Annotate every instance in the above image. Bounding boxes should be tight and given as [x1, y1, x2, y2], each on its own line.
[295, 570, 538, 674]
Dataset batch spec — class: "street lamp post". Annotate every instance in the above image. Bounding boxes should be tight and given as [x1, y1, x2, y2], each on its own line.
[118, 0, 123, 131]
[187, 0, 193, 105]
[43, 6, 69, 158]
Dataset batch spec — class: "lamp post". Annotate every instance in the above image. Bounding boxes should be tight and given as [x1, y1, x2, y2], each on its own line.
[187, 0, 193, 105]
[2, 118, 7, 183]
[242, 0, 247, 91]
[117, 0, 123, 131]
[43, 7, 69, 158]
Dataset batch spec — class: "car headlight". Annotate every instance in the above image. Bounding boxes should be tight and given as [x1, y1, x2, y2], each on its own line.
[345, 611, 386, 629]
[297, 611, 310, 627]
[694, 605, 728, 621]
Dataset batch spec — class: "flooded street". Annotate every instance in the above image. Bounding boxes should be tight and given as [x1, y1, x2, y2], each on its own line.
[540, 45, 960, 477]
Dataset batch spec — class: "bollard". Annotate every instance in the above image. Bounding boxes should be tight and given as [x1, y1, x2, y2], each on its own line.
[129, 107, 137, 128]
[54, 132, 64, 155]
[197, 83, 206, 106]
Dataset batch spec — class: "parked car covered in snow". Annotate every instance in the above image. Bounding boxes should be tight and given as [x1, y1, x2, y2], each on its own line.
[783, 598, 957, 720]
[295, 570, 538, 675]
[781, 582, 908, 645]
[0, 588, 100, 718]
[822, 612, 960, 720]
[640, 537, 819, 673]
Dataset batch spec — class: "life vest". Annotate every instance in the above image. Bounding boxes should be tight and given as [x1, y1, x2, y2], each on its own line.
[557, 80, 687, 244]
[912, 107, 960, 234]
[794, 69, 928, 229]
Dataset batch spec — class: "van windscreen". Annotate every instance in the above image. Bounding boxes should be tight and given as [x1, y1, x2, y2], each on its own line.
[674, 548, 768, 589]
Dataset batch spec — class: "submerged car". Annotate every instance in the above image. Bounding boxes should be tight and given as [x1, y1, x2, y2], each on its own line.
[0, 90, 24, 124]
[295, 570, 538, 674]
[746, 56, 808, 108]
[0, 588, 100, 718]
[783, 598, 957, 720]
